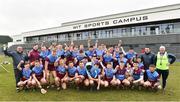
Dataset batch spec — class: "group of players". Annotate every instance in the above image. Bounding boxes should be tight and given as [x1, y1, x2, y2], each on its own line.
[16, 40, 161, 94]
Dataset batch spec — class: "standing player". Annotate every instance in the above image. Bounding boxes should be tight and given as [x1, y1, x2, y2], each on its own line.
[45, 48, 58, 88]
[40, 46, 50, 67]
[28, 44, 40, 68]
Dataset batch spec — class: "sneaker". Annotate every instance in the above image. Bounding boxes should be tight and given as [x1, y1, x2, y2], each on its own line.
[158, 85, 162, 90]
[46, 85, 50, 89]
[51, 85, 55, 88]
[57, 87, 60, 91]
[16, 87, 20, 92]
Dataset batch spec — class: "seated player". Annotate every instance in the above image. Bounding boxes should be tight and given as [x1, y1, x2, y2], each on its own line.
[115, 61, 130, 88]
[100, 62, 117, 87]
[31, 60, 47, 94]
[54, 58, 68, 90]
[17, 60, 32, 90]
[143, 64, 161, 90]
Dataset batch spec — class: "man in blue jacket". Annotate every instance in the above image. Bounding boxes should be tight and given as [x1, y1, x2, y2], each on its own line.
[3, 46, 26, 91]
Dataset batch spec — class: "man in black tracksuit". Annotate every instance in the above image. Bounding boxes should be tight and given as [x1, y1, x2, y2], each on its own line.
[3, 46, 26, 91]
[139, 47, 155, 81]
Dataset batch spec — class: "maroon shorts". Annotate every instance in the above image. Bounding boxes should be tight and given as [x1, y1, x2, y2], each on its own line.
[149, 81, 157, 86]
[69, 75, 75, 78]
[42, 60, 45, 69]
[56, 72, 66, 79]
[21, 77, 28, 81]
[104, 77, 113, 83]
[48, 64, 56, 71]
[35, 74, 43, 81]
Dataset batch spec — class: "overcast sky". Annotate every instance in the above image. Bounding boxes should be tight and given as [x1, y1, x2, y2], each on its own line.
[0, 0, 180, 36]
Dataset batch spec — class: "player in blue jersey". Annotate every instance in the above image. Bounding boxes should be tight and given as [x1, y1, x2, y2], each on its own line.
[143, 64, 161, 89]
[131, 62, 144, 88]
[31, 60, 47, 94]
[17, 61, 32, 89]
[103, 49, 114, 64]
[56, 44, 64, 57]
[54, 58, 68, 90]
[88, 62, 103, 90]
[100, 62, 117, 87]
[74, 61, 89, 89]
[45, 48, 58, 87]
[115, 61, 130, 87]
[40, 46, 50, 67]
[63, 61, 77, 87]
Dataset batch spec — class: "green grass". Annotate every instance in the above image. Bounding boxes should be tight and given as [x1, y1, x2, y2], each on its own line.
[0, 55, 180, 101]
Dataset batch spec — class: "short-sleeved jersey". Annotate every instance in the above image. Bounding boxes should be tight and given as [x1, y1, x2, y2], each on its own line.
[104, 68, 115, 79]
[32, 64, 43, 75]
[67, 66, 77, 77]
[146, 69, 159, 81]
[90, 66, 101, 78]
[22, 68, 32, 79]
[77, 66, 87, 76]
[56, 65, 66, 74]
[115, 68, 126, 81]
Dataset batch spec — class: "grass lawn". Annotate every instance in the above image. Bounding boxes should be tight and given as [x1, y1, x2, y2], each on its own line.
[0, 55, 180, 101]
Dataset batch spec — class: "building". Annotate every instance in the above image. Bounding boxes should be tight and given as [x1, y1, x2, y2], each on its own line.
[9, 3, 180, 60]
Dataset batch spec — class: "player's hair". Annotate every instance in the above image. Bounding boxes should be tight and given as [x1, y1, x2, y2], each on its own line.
[68, 61, 74, 65]
[35, 60, 40, 62]
[106, 62, 112, 65]
[24, 61, 30, 65]
[79, 61, 83, 64]
[149, 64, 156, 68]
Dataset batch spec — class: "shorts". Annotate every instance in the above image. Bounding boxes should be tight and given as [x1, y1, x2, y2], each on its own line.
[56, 72, 66, 79]
[35, 74, 43, 81]
[21, 77, 28, 81]
[48, 64, 56, 71]
[104, 77, 113, 83]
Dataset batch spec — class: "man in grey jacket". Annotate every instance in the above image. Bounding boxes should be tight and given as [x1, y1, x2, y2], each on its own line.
[3, 46, 26, 91]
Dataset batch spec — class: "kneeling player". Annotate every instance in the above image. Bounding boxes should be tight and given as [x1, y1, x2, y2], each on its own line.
[17, 61, 32, 89]
[100, 62, 117, 87]
[131, 62, 144, 88]
[63, 61, 77, 88]
[75, 61, 89, 88]
[89, 62, 103, 90]
[31, 60, 47, 94]
[115, 62, 130, 88]
[54, 58, 67, 90]
[143, 64, 161, 90]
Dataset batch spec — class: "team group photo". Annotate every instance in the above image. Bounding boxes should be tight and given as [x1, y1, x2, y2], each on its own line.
[0, 0, 180, 101]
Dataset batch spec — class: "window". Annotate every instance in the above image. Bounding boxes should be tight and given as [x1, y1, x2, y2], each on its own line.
[122, 28, 126, 36]
[131, 27, 135, 36]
